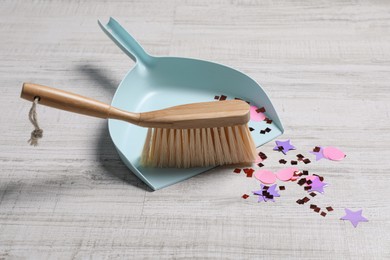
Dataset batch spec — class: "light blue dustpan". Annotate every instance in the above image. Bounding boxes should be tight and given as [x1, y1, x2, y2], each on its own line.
[98, 17, 284, 190]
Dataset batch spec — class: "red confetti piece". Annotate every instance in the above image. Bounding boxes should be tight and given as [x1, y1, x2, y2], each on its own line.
[242, 194, 249, 199]
[256, 107, 266, 113]
[233, 168, 241, 174]
[320, 211, 327, 217]
[219, 95, 227, 101]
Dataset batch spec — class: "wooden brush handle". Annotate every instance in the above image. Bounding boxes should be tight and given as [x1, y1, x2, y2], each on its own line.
[21, 83, 140, 124]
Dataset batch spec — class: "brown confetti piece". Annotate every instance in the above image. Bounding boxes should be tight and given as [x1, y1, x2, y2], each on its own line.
[263, 186, 270, 190]
[297, 178, 306, 186]
[256, 107, 266, 113]
[257, 163, 264, 167]
[313, 174, 324, 181]
[242, 194, 249, 199]
[291, 160, 298, 165]
[313, 146, 321, 152]
[296, 199, 304, 205]
[303, 158, 311, 164]
[309, 192, 317, 197]
[296, 154, 304, 159]
[214, 95, 220, 100]
[320, 212, 327, 217]
[303, 197, 310, 203]
[279, 186, 285, 190]
[279, 159, 287, 164]
[249, 127, 255, 132]
[219, 95, 227, 101]
[310, 204, 317, 209]
[234, 97, 242, 100]
[258, 152, 267, 160]
[326, 207, 334, 212]
[265, 127, 271, 133]
[304, 186, 312, 191]
[265, 118, 273, 124]
[302, 170, 309, 175]
[260, 130, 266, 134]
[314, 207, 321, 213]
[233, 168, 241, 173]
[306, 180, 312, 185]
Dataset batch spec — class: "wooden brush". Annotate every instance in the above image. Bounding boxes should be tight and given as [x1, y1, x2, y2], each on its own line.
[21, 83, 257, 168]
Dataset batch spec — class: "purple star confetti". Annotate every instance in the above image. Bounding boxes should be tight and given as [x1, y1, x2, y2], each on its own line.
[267, 184, 280, 197]
[252, 184, 279, 202]
[308, 176, 328, 194]
[310, 146, 326, 161]
[340, 208, 368, 228]
[273, 139, 296, 155]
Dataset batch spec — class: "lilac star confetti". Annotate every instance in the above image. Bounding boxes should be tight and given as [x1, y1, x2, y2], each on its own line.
[309, 146, 326, 161]
[267, 184, 280, 197]
[273, 140, 296, 155]
[340, 208, 368, 228]
[308, 176, 328, 194]
[252, 184, 279, 202]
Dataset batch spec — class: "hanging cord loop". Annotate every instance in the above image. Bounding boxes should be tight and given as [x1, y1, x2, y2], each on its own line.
[28, 97, 43, 146]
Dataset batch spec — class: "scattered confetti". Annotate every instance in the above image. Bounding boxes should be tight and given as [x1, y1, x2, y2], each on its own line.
[219, 95, 227, 101]
[340, 208, 368, 228]
[276, 167, 298, 182]
[273, 140, 296, 155]
[249, 105, 266, 122]
[310, 146, 326, 161]
[254, 170, 276, 184]
[234, 168, 241, 174]
[308, 176, 328, 194]
[258, 152, 267, 160]
[253, 184, 279, 203]
[279, 159, 287, 164]
[323, 146, 346, 161]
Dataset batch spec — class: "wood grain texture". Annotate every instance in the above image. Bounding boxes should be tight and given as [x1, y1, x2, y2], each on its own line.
[1, 0, 390, 259]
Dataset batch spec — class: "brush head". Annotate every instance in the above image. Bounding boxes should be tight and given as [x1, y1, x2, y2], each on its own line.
[141, 124, 257, 168]
[137, 100, 250, 129]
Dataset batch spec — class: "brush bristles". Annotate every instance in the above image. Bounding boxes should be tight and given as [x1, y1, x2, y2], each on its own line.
[141, 124, 257, 168]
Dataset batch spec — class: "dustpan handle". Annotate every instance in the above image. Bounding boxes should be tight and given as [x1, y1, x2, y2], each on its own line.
[98, 17, 153, 66]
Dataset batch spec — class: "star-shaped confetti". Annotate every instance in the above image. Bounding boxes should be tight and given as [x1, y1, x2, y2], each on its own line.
[252, 184, 280, 203]
[309, 146, 326, 161]
[273, 140, 296, 155]
[340, 208, 368, 228]
[308, 176, 328, 194]
[266, 184, 280, 197]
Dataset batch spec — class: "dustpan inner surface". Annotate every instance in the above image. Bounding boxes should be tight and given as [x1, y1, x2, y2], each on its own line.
[109, 57, 283, 190]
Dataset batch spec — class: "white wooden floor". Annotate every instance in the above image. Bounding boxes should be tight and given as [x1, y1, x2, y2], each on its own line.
[1, 0, 390, 259]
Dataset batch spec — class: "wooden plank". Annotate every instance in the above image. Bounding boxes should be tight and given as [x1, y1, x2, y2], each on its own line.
[0, 0, 389, 259]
